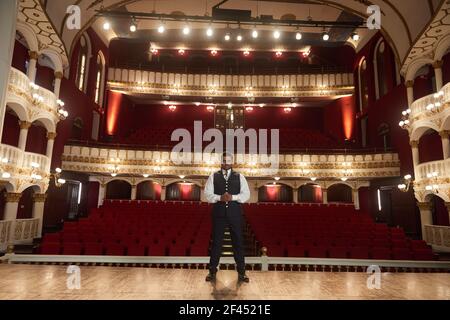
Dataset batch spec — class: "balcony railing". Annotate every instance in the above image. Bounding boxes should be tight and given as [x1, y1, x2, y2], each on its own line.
[107, 67, 354, 98]
[416, 158, 449, 181]
[424, 224, 450, 252]
[0, 218, 39, 251]
[410, 82, 450, 117]
[0, 143, 50, 174]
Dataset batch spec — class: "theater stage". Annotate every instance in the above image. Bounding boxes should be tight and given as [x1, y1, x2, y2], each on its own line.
[0, 264, 449, 300]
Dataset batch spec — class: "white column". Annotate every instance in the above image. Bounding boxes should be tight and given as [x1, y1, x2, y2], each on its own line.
[0, 0, 19, 141]
[46, 132, 56, 170]
[439, 131, 449, 159]
[292, 188, 298, 203]
[322, 189, 328, 204]
[53, 71, 63, 98]
[32, 193, 46, 238]
[417, 202, 433, 241]
[353, 188, 360, 210]
[18, 121, 31, 150]
[433, 60, 443, 91]
[131, 185, 137, 200]
[410, 140, 420, 179]
[406, 80, 414, 107]
[98, 183, 106, 207]
[160, 186, 166, 201]
[200, 188, 206, 202]
[27, 51, 39, 83]
[3, 192, 21, 251]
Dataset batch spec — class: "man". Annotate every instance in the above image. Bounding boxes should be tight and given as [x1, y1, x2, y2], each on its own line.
[204, 152, 251, 283]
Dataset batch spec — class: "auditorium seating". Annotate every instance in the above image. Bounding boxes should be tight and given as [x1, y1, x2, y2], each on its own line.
[244, 202, 435, 261]
[118, 126, 342, 150]
[39, 201, 212, 257]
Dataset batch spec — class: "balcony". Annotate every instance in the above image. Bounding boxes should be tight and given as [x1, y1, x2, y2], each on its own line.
[424, 224, 450, 252]
[7, 67, 60, 125]
[107, 67, 354, 98]
[61, 144, 400, 179]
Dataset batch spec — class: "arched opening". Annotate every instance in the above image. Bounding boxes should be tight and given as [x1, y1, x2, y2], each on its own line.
[298, 184, 323, 203]
[12, 31, 30, 74]
[327, 183, 353, 203]
[17, 186, 39, 219]
[373, 39, 397, 99]
[429, 194, 450, 226]
[75, 33, 91, 93]
[71, 117, 84, 140]
[358, 57, 369, 111]
[418, 129, 443, 163]
[94, 52, 106, 106]
[136, 181, 161, 200]
[1, 107, 21, 147]
[166, 182, 200, 201]
[35, 54, 56, 92]
[413, 65, 435, 100]
[258, 183, 293, 202]
[106, 180, 132, 200]
[25, 120, 48, 155]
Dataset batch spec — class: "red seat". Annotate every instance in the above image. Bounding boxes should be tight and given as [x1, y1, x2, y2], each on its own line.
[105, 244, 125, 256]
[371, 247, 391, 260]
[148, 243, 166, 256]
[266, 245, 285, 257]
[43, 233, 60, 243]
[62, 243, 82, 255]
[328, 247, 348, 259]
[41, 242, 60, 255]
[126, 244, 147, 256]
[308, 246, 328, 258]
[189, 245, 208, 256]
[349, 247, 369, 259]
[392, 248, 412, 260]
[413, 249, 434, 261]
[168, 245, 187, 256]
[286, 245, 306, 257]
[83, 242, 103, 255]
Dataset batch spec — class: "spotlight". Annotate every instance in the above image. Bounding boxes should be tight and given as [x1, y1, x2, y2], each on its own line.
[275, 51, 283, 58]
[322, 32, 330, 41]
[236, 34, 243, 41]
[245, 106, 253, 112]
[284, 107, 291, 113]
[178, 49, 185, 56]
[130, 23, 137, 33]
[252, 29, 258, 38]
[295, 32, 302, 40]
[157, 23, 165, 33]
[224, 33, 231, 41]
[168, 105, 177, 111]
[206, 26, 214, 37]
[206, 105, 215, 112]
[210, 49, 218, 56]
[259, 103, 265, 108]
[351, 32, 360, 41]
[243, 50, 250, 57]
[103, 21, 111, 30]
[273, 30, 281, 39]
[182, 25, 190, 35]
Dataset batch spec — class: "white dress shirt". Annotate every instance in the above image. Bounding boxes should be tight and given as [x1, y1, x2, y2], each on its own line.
[204, 169, 251, 203]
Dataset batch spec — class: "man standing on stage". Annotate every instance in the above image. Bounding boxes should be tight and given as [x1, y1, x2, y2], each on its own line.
[204, 152, 251, 283]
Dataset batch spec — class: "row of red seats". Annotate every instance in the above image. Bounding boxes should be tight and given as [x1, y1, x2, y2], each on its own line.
[265, 244, 434, 260]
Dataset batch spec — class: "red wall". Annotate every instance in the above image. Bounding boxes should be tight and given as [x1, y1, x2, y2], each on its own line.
[419, 130, 444, 163]
[1, 112, 20, 147]
[323, 95, 356, 143]
[443, 52, 450, 85]
[12, 40, 29, 73]
[35, 65, 54, 92]
[25, 124, 47, 155]
[104, 91, 134, 137]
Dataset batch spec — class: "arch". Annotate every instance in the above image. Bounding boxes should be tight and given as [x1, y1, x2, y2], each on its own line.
[15, 21, 39, 52]
[441, 113, 450, 131]
[410, 123, 440, 141]
[298, 183, 322, 203]
[0, 182, 15, 193]
[418, 128, 443, 163]
[258, 183, 293, 203]
[94, 51, 106, 106]
[373, 38, 386, 99]
[327, 183, 353, 203]
[75, 33, 92, 93]
[106, 179, 132, 199]
[4, 101, 28, 122]
[17, 184, 42, 194]
[434, 33, 450, 61]
[164, 179, 203, 188]
[17, 185, 41, 219]
[25, 120, 48, 155]
[136, 180, 161, 200]
[326, 181, 354, 190]
[166, 181, 200, 201]
[39, 48, 64, 73]
[357, 56, 369, 111]
[30, 117, 56, 133]
[405, 57, 434, 82]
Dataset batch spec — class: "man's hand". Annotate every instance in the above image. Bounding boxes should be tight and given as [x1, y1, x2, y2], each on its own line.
[220, 193, 232, 202]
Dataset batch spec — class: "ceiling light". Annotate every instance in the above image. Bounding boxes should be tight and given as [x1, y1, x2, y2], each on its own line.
[275, 51, 283, 58]
[245, 106, 253, 112]
[178, 49, 185, 55]
[210, 49, 218, 56]
[310, 177, 317, 181]
[224, 33, 231, 41]
[130, 22, 137, 33]
[168, 105, 177, 111]
[157, 23, 165, 33]
[150, 47, 158, 55]
[206, 26, 214, 37]
[284, 107, 291, 113]
[2, 172, 11, 179]
[352, 32, 360, 41]
[252, 29, 258, 38]
[341, 177, 348, 181]
[259, 103, 265, 108]
[143, 174, 150, 178]
[243, 50, 250, 56]
[295, 32, 302, 40]
[182, 25, 190, 35]
[273, 30, 281, 39]
[103, 21, 111, 30]
[227, 102, 233, 109]
[322, 32, 330, 41]
[194, 102, 201, 106]
[207, 105, 215, 112]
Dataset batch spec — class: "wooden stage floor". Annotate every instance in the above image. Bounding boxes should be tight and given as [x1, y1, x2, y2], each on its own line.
[0, 264, 449, 300]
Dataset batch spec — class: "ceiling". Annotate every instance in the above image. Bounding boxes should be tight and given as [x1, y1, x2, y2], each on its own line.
[41, 0, 445, 71]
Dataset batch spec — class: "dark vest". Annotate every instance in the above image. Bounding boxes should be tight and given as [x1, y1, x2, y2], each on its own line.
[212, 170, 242, 216]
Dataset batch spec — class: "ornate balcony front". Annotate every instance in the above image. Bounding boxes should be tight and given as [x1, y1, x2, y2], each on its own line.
[107, 67, 354, 98]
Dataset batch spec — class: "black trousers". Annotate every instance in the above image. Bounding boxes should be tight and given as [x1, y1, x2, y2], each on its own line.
[209, 205, 246, 274]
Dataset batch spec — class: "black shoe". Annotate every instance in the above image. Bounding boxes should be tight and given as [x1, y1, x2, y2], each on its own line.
[238, 273, 249, 283]
[205, 272, 216, 282]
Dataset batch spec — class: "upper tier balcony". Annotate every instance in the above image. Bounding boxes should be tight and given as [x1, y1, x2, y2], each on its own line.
[107, 67, 354, 98]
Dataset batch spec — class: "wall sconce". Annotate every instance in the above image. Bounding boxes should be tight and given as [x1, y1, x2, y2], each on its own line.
[30, 82, 44, 104]
[425, 171, 439, 194]
[0, 157, 11, 179]
[310, 177, 317, 181]
[30, 161, 42, 183]
[398, 174, 413, 192]
[51, 167, 66, 187]
[57, 99, 69, 120]
[426, 91, 444, 113]
[399, 119, 410, 129]
[108, 158, 120, 177]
